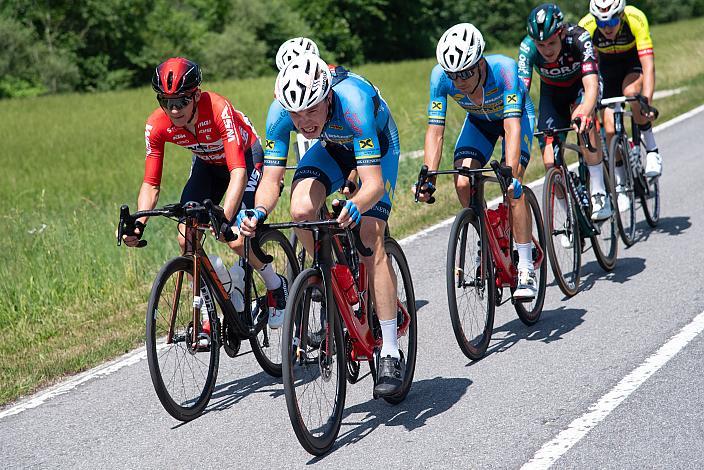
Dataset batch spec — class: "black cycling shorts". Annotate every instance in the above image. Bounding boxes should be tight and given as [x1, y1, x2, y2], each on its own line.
[600, 52, 643, 99]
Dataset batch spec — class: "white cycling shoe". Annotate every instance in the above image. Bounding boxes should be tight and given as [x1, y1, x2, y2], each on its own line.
[615, 185, 630, 213]
[591, 193, 613, 221]
[514, 268, 537, 300]
[645, 151, 662, 178]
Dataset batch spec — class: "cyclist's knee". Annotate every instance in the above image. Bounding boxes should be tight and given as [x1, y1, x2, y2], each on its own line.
[290, 198, 319, 222]
[177, 232, 186, 253]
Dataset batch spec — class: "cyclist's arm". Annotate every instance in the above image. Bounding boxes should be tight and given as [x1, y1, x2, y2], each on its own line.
[140, 117, 166, 224]
[221, 168, 247, 221]
[503, 117, 522, 174]
[629, 6, 655, 103]
[253, 165, 285, 218]
[640, 54, 655, 104]
[352, 165, 384, 215]
[424, 125, 444, 172]
[135, 182, 160, 225]
[425, 64, 449, 172]
[578, 73, 600, 116]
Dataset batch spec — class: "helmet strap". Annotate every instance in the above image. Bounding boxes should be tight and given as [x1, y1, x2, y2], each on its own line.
[469, 60, 484, 95]
[187, 91, 200, 125]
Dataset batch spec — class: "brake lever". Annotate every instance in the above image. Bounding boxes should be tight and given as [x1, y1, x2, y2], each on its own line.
[117, 205, 147, 248]
[414, 165, 436, 204]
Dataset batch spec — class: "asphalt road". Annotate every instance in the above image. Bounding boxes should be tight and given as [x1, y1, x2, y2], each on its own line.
[1, 110, 702, 469]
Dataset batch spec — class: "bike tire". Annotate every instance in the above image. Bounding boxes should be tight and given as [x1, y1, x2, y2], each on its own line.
[514, 187, 547, 325]
[446, 208, 496, 361]
[637, 144, 661, 227]
[590, 162, 619, 271]
[249, 228, 299, 377]
[610, 135, 637, 246]
[379, 237, 417, 404]
[146, 256, 219, 421]
[282, 268, 346, 456]
[542, 166, 581, 297]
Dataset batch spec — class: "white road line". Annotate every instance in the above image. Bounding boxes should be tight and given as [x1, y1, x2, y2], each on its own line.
[522, 308, 704, 470]
[2, 101, 703, 421]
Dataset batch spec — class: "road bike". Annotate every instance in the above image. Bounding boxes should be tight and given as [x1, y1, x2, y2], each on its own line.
[116, 200, 298, 421]
[267, 205, 417, 455]
[600, 94, 660, 246]
[537, 124, 618, 297]
[415, 160, 546, 360]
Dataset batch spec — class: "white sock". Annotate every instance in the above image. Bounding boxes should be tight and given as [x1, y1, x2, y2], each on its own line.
[588, 164, 605, 196]
[615, 163, 626, 186]
[379, 319, 400, 359]
[258, 264, 281, 290]
[516, 242, 533, 271]
[641, 127, 658, 152]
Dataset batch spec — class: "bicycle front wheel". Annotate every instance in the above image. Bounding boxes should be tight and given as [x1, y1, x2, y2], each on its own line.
[514, 187, 547, 325]
[590, 162, 619, 271]
[146, 256, 219, 421]
[610, 135, 637, 246]
[380, 237, 417, 404]
[447, 208, 496, 361]
[282, 268, 346, 456]
[543, 165, 581, 297]
[249, 228, 299, 377]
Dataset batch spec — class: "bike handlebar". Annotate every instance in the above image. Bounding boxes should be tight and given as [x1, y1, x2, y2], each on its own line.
[534, 117, 596, 153]
[599, 94, 659, 119]
[414, 160, 515, 203]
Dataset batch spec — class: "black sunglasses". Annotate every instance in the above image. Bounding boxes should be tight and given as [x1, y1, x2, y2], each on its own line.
[157, 93, 195, 110]
[446, 63, 480, 81]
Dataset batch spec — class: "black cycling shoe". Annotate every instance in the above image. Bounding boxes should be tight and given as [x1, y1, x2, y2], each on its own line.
[373, 354, 405, 397]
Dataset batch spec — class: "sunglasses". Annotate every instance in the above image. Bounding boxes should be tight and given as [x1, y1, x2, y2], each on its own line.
[596, 16, 621, 28]
[157, 93, 195, 110]
[446, 64, 480, 81]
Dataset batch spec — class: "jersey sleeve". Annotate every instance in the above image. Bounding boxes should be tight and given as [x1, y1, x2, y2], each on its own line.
[626, 6, 653, 56]
[499, 59, 524, 119]
[263, 100, 293, 168]
[517, 36, 536, 90]
[343, 91, 382, 167]
[143, 114, 166, 186]
[427, 64, 449, 126]
[574, 27, 599, 76]
[214, 99, 246, 171]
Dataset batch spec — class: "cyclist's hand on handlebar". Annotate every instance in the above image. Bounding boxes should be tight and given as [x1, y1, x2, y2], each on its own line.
[340, 179, 357, 197]
[507, 178, 523, 199]
[333, 199, 361, 229]
[411, 181, 436, 203]
[120, 221, 146, 248]
[572, 110, 592, 134]
[236, 208, 265, 237]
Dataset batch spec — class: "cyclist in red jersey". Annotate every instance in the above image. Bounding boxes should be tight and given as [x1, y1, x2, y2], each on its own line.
[121, 57, 288, 327]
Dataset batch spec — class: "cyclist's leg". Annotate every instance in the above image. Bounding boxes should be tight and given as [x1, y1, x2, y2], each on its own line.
[600, 60, 630, 149]
[453, 114, 497, 207]
[501, 110, 533, 247]
[537, 83, 571, 169]
[622, 67, 661, 174]
[290, 141, 345, 254]
[178, 157, 216, 253]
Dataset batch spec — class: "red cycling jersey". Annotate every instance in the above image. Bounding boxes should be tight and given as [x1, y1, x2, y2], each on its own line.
[143, 91, 259, 186]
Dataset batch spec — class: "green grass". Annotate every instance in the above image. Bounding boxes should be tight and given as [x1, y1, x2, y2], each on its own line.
[2, 17, 704, 405]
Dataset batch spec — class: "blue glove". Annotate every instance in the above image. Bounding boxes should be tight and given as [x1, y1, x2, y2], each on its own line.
[236, 207, 266, 229]
[510, 178, 523, 199]
[344, 200, 362, 225]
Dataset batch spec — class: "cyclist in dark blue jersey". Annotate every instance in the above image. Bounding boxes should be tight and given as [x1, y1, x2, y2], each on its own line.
[414, 23, 538, 299]
[239, 54, 404, 397]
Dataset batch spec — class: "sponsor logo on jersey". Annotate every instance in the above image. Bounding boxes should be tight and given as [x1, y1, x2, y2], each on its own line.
[265, 139, 275, 150]
[579, 30, 591, 42]
[329, 123, 344, 130]
[485, 87, 499, 95]
[173, 134, 187, 139]
[431, 101, 443, 110]
[239, 127, 249, 143]
[144, 124, 153, 157]
[506, 94, 518, 104]
[221, 106, 238, 143]
[198, 128, 212, 134]
[519, 42, 531, 53]
[359, 138, 374, 149]
[197, 120, 211, 127]
[539, 62, 581, 76]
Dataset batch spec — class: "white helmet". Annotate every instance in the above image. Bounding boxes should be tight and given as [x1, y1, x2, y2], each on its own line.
[275, 55, 332, 112]
[590, 0, 626, 22]
[436, 23, 485, 72]
[275, 37, 320, 71]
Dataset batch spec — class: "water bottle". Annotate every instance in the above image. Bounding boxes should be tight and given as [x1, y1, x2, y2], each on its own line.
[332, 264, 359, 306]
[228, 262, 245, 312]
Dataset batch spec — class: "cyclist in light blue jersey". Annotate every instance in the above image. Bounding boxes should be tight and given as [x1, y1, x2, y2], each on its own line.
[413, 23, 538, 299]
[239, 55, 404, 397]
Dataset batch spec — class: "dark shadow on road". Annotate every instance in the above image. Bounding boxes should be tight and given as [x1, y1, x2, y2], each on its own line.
[475, 307, 588, 360]
[632, 215, 691, 244]
[306, 376, 472, 463]
[416, 299, 429, 312]
[579, 256, 646, 292]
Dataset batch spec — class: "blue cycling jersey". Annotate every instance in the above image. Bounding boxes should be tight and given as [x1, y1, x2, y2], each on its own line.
[264, 68, 392, 168]
[428, 54, 530, 124]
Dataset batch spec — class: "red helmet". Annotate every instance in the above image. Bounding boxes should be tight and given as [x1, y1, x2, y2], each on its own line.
[151, 57, 202, 95]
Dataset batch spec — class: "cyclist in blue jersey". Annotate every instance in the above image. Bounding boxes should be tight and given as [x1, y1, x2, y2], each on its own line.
[413, 23, 538, 299]
[238, 55, 404, 397]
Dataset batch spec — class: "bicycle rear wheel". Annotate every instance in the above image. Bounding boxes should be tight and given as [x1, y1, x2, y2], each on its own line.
[610, 135, 637, 246]
[380, 237, 417, 404]
[282, 268, 346, 456]
[514, 187, 547, 325]
[249, 228, 299, 377]
[590, 162, 619, 271]
[543, 165, 581, 297]
[146, 256, 219, 421]
[447, 208, 495, 361]
[637, 144, 660, 226]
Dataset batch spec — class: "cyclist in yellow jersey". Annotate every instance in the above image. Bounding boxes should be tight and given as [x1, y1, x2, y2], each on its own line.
[580, 0, 661, 212]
